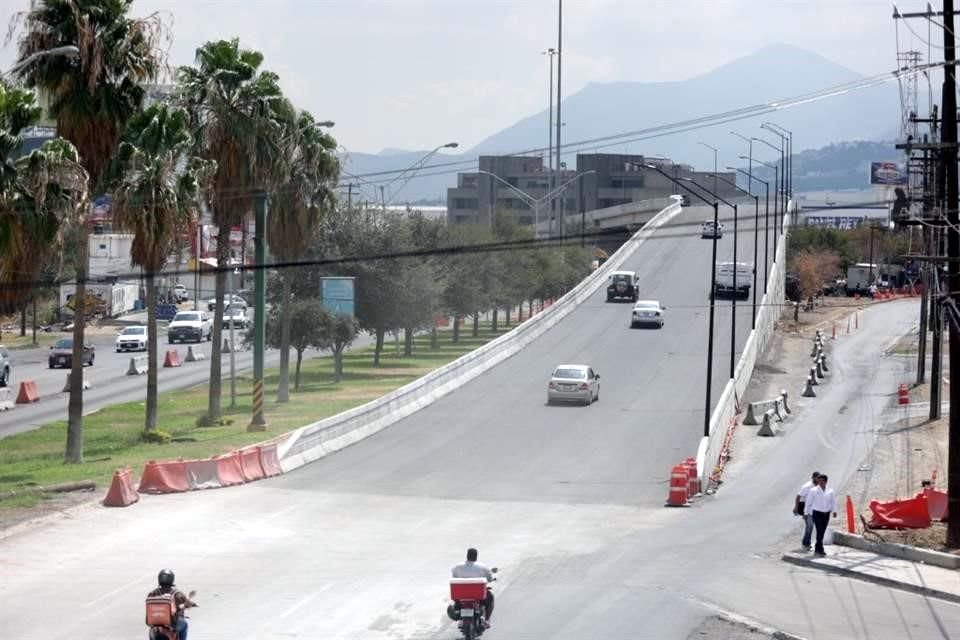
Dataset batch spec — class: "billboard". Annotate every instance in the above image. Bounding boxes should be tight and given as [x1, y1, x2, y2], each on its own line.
[805, 216, 867, 230]
[870, 161, 907, 186]
[320, 277, 356, 317]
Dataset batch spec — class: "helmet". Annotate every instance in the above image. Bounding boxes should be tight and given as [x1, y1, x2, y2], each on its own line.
[158, 569, 175, 587]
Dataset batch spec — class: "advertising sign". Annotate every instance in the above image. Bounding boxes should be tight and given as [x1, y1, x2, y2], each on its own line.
[870, 161, 907, 186]
[805, 216, 867, 230]
[320, 277, 356, 317]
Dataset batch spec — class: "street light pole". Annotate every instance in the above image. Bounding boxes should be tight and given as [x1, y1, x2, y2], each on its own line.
[763, 122, 793, 203]
[543, 48, 556, 178]
[753, 156, 780, 257]
[733, 166, 770, 292]
[699, 142, 719, 195]
[719, 170, 760, 330]
[754, 136, 784, 236]
[730, 131, 753, 194]
[380, 141, 459, 208]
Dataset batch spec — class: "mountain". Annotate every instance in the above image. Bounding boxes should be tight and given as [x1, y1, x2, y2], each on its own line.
[345, 44, 903, 202]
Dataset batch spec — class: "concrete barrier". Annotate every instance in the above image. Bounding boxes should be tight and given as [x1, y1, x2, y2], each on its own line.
[126, 355, 147, 376]
[279, 199, 684, 472]
[743, 391, 790, 425]
[756, 409, 780, 436]
[62, 373, 91, 392]
[0, 388, 13, 411]
[185, 346, 205, 362]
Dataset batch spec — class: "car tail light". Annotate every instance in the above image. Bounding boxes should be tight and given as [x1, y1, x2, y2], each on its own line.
[578, 383, 589, 390]
[548, 381, 557, 389]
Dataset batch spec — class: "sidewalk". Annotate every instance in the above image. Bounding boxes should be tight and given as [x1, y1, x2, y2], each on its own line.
[782, 544, 960, 605]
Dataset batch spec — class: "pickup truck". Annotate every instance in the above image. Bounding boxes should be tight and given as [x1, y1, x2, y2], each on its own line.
[714, 261, 753, 299]
[167, 311, 213, 343]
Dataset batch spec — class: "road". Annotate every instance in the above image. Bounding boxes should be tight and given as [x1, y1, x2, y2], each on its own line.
[0, 320, 374, 438]
[3, 203, 954, 639]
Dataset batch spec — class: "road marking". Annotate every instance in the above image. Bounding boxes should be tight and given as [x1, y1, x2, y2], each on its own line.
[84, 575, 146, 608]
[279, 584, 332, 619]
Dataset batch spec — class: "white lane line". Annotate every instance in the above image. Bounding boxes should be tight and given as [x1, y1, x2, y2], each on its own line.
[84, 575, 146, 608]
[279, 584, 332, 619]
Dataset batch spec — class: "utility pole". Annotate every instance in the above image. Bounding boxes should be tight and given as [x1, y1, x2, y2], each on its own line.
[555, 0, 563, 240]
[248, 191, 268, 432]
[942, 0, 960, 548]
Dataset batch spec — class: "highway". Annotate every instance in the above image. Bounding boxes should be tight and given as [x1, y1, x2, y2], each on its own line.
[3, 205, 954, 639]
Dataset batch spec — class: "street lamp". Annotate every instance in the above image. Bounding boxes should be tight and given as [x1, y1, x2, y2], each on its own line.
[730, 131, 753, 194]
[752, 156, 780, 258]
[698, 141, 719, 194]
[714, 172, 759, 330]
[753, 135, 785, 229]
[762, 122, 793, 199]
[681, 177, 739, 381]
[731, 166, 770, 295]
[380, 141, 459, 209]
[633, 161, 718, 438]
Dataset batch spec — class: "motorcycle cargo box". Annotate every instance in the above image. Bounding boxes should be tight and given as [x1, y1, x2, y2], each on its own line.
[450, 578, 487, 601]
[145, 594, 175, 626]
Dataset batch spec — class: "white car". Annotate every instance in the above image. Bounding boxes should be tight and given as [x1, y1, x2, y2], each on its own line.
[547, 364, 600, 406]
[207, 294, 247, 312]
[116, 325, 148, 352]
[631, 300, 666, 328]
[222, 304, 248, 329]
[701, 220, 724, 239]
[173, 284, 189, 302]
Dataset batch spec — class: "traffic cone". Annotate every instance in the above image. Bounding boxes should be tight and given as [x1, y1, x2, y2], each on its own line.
[802, 375, 817, 397]
[666, 464, 689, 506]
[809, 367, 819, 385]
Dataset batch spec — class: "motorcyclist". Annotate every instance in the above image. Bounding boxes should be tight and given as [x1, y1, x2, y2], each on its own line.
[449, 548, 496, 626]
[147, 569, 196, 640]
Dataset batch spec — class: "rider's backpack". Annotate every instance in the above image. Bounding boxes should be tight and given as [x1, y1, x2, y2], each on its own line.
[145, 593, 176, 627]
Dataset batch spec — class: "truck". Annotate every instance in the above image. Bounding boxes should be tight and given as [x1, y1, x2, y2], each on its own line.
[845, 263, 877, 294]
[714, 262, 753, 299]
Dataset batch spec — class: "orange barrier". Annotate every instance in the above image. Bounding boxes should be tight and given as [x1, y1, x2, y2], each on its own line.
[666, 464, 688, 506]
[258, 444, 283, 477]
[138, 459, 190, 493]
[103, 467, 139, 507]
[239, 447, 265, 482]
[922, 487, 949, 522]
[682, 457, 700, 496]
[163, 349, 182, 368]
[897, 383, 909, 405]
[214, 452, 246, 486]
[185, 457, 220, 490]
[16, 380, 39, 404]
[868, 495, 931, 529]
[845, 495, 855, 533]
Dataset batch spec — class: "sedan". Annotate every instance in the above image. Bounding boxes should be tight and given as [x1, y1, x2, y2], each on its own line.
[116, 325, 148, 352]
[222, 305, 247, 329]
[701, 220, 724, 239]
[49, 338, 95, 368]
[631, 300, 666, 328]
[207, 294, 247, 312]
[547, 364, 600, 406]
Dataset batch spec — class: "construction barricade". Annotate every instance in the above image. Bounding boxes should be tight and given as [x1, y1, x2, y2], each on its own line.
[258, 443, 283, 477]
[666, 464, 688, 507]
[138, 459, 191, 494]
[103, 467, 139, 507]
[239, 447, 265, 482]
[16, 380, 39, 404]
[163, 349, 182, 368]
[214, 452, 246, 486]
[922, 487, 949, 522]
[185, 457, 221, 490]
[867, 495, 932, 529]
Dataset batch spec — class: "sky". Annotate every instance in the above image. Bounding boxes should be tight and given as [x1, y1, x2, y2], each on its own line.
[0, 0, 931, 155]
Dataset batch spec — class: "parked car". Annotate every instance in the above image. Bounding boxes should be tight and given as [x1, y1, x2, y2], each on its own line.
[631, 300, 666, 328]
[701, 220, 724, 239]
[167, 311, 213, 343]
[222, 305, 248, 329]
[207, 294, 247, 312]
[48, 338, 95, 368]
[173, 284, 189, 302]
[0, 345, 11, 387]
[606, 271, 640, 302]
[680, 194, 691, 206]
[116, 325, 148, 352]
[547, 364, 600, 406]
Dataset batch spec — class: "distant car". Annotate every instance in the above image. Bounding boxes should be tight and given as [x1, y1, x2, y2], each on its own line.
[680, 194, 691, 206]
[0, 345, 11, 387]
[547, 364, 600, 406]
[631, 300, 666, 328]
[173, 284, 189, 302]
[606, 271, 639, 302]
[48, 338, 95, 368]
[116, 325, 148, 352]
[207, 294, 247, 312]
[222, 305, 248, 329]
[167, 311, 213, 343]
[701, 220, 724, 239]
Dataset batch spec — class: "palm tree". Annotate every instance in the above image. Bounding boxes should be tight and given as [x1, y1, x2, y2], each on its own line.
[267, 108, 339, 402]
[12, 0, 166, 462]
[177, 38, 286, 423]
[108, 103, 213, 433]
[0, 82, 88, 317]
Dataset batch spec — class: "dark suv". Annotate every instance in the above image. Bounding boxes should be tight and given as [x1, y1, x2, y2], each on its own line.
[606, 271, 640, 302]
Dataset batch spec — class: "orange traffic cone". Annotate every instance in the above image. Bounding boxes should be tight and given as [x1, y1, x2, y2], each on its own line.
[666, 464, 689, 506]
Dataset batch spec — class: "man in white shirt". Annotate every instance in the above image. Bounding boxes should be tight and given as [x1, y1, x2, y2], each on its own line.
[794, 471, 820, 550]
[449, 548, 496, 625]
[804, 474, 838, 555]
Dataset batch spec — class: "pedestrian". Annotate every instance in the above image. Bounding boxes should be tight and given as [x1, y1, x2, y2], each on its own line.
[805, 474, 837, 556]
[794, 471, 820, 550]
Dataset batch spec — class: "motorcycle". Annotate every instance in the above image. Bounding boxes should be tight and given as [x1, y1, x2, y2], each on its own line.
[145, 589, 197, 640]
[448, 569, 497, 639]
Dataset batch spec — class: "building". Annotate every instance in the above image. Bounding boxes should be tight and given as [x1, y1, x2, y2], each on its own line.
[446, 153, 739, 226]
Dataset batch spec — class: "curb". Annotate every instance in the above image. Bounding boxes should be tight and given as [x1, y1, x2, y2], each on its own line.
[780, 553, 960, 605]
[833, 531, 960, 570]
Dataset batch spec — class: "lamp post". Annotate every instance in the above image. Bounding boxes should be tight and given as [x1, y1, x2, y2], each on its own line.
[477, 169, 595, 237]
[732, 166, 770, 295]
[380, 141, 459, 210]
[716, 171, 759, 330]
[634, 162, 718, 438]
[730, 131, 753, 194]
[682, 177, 739, 380]
[543, 48, 557, 178]
[752, 156, 780, 259]
[753, 136, 784, 232]
[763, 122, 793, 200]
[698, 141, 719, 194]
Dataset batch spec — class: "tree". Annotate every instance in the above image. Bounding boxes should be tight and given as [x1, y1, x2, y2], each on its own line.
[791, 248, 840, 322]
[108, 103, 212, 433]
[325, 312, 358, 383]
[177, 38, 287, 422]
[267, 108, 339, 402]
[441, 223, 489, 343]
[12, 0, 167, 462]
[262, 297, 326, 390]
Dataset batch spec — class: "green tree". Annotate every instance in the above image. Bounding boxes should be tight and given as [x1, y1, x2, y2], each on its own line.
[267, 108, 339, 402]
[441, 223, 489, 343]
[177, 38, 286, 423]
[108, 103, 212, 433]
[263, 297, 326, 390]
[325, 311, 358, 383]
[12, 0, 167, 462]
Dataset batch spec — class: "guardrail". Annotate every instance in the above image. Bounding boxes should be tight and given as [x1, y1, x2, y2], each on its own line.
[278, 197, 683, 471]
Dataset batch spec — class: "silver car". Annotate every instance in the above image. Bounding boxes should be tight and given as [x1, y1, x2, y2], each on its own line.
[547, 364, 600, 406]
[631, 300, 666, 328]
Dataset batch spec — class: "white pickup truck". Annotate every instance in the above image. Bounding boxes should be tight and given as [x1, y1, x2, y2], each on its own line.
[167, 311, 213, 344]
[714, 261, 753, 299]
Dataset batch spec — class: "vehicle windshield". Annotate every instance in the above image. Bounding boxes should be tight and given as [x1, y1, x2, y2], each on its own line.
[174, 313, 199, 322]
[553, 368, 586, 380]
[611, 274, 632, 283]
[225, 306, 243, 314]
[54, 338, 72, 349]
[121, 327, 145, 335]
[635, 302, 659, 309]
